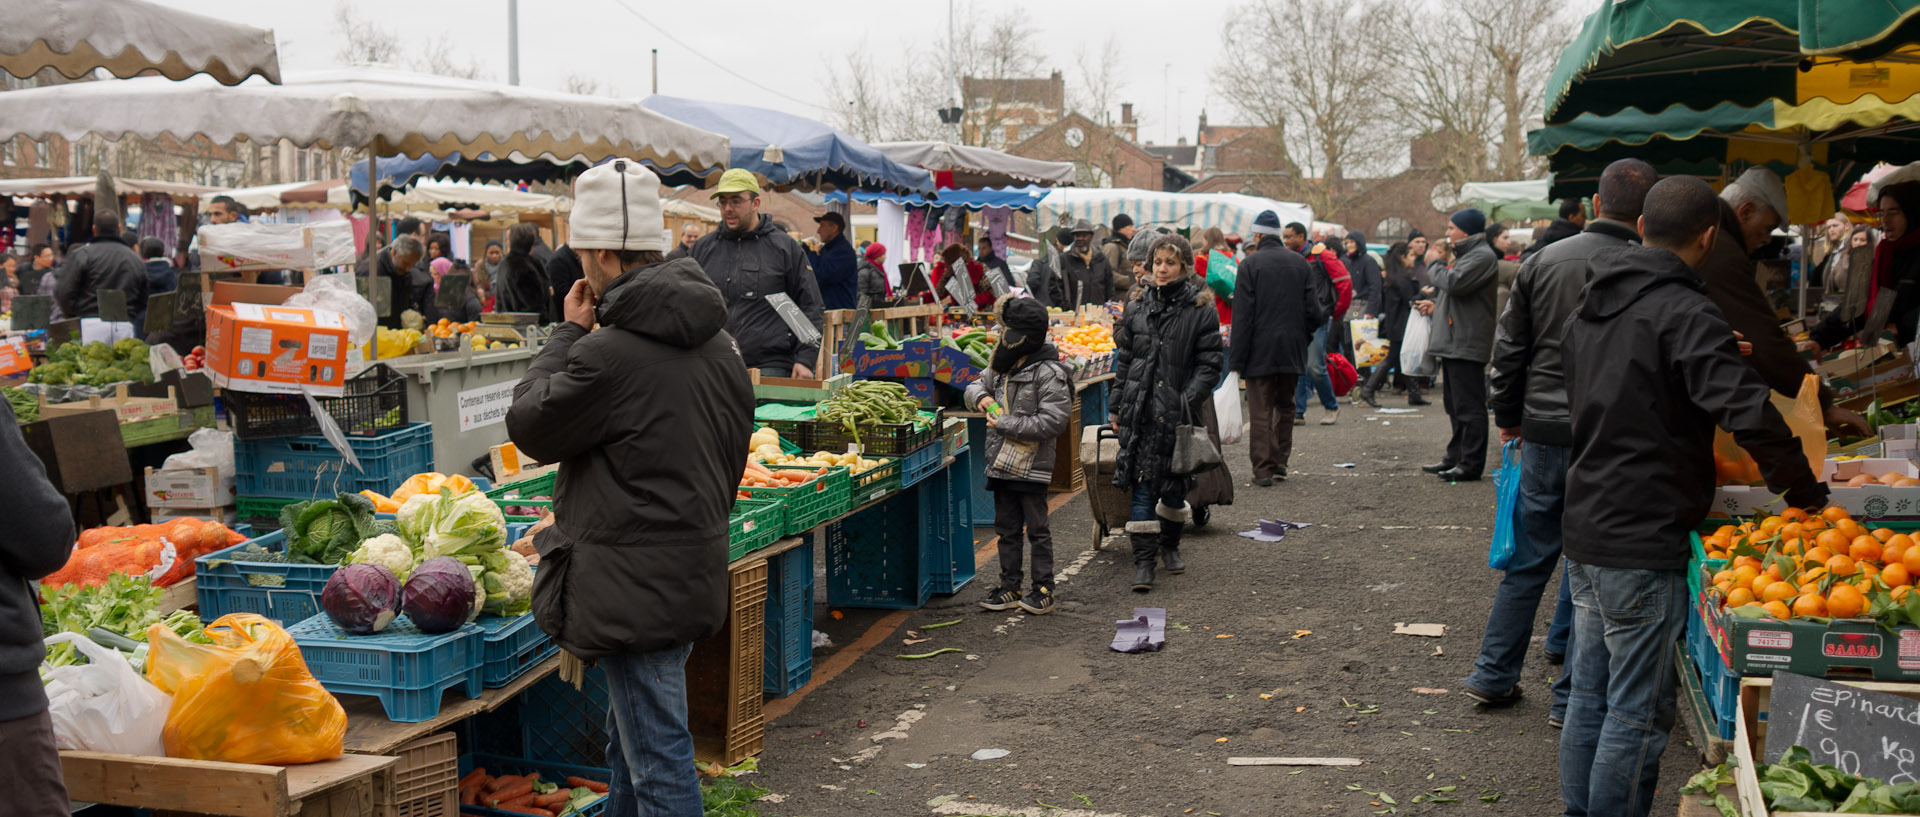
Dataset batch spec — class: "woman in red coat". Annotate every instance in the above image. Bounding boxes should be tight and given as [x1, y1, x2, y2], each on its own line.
[931, 243, 995, 310]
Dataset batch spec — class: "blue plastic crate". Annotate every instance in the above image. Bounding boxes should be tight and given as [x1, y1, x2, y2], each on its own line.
[323, 667, 484, 722]
[764, 540, 814, 696]
[1687, 608, 1738, 741]
[825, 490, 935, 610]
[927, 453, 978, 595]
[287, 613, 484, 691]
[235, 422, 434, 499]
[195, 529, 336, 624]
[965, 417, 995, 526]
[476, 612, 557, 688]
[457, 755, 611, 817]
[901, 439, 944, 488]
[518, 664, 610, 768]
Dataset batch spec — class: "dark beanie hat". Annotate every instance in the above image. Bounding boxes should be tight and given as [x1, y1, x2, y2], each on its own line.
[993, 296, 1051, 370]
[1449, 208, 1487, 236]
[1407, 227, 1425, 241]
[1112, 214, 1134, 231]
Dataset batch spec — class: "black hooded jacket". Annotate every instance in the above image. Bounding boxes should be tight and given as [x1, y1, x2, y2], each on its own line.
[496, 249, 554, 323]
[1344, 230, 1383, 317]
[55, 234, 147, 320]
[0, 400, 76, 721]
[690, 214, 825, 370]
[507, 257, 754, 658]
[1229, 237, 1325, 379]
[1522, 218, 1582, 260]
[1562, 244, 1826, 571]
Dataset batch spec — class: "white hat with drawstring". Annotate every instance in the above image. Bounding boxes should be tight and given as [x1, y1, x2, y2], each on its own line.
[571, 159, 665, 252]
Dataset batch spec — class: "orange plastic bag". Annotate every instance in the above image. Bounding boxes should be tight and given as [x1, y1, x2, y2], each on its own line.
[144, 613, 346, 765]
[1713, 373, 1825, 486]
[390, 472, 478, 505]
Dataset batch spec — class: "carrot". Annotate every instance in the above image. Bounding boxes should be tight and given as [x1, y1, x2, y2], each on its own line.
[744, 460, 773, 478]
[459, 783, 483, 806]
[489, 778, 534, 803]
[565, 776, 610, 793]
[490, 806, 553, 817]
[484, 775, 524, 793]
[498, 793, 538, 808]
[459, 768, 488, 788]
[532, 791, 572, 809]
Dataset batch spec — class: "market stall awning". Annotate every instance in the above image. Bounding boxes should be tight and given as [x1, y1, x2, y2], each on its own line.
[1034, 188, 1313, 236]
[1544, 0, 1920, 122]
[871, 142, 1077, 188]
[328, 180, 563, 214]
[640, 95, 934, 195]
[220, 178, 345, 210]
[1458, 179, 1560, 222]
[0, 175, 225, 199]
[664, 198, 721, 223]
[0, 0, 280, 84]
[824, 186, 1051, 212]
[348, 149, 718, 199]
[0, 68, 732, 176]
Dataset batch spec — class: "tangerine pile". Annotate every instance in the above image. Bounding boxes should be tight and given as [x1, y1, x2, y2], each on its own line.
[1052, 323, 1115, 356]
[1705, 507, 1917, 622]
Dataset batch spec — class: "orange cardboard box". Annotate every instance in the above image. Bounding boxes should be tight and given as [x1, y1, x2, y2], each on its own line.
[0, 336, 31, 376]
[204, 303, 350, 396]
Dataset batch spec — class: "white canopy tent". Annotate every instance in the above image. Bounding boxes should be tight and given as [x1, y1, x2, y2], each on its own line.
[872, 141, 1078, 188]
[0, 0, 280, 84]
[0, 176, 225, 199]
[327, 179, 562, 215]
[1457, 178, 1557, 222]
[1035, 188, 1314, 236]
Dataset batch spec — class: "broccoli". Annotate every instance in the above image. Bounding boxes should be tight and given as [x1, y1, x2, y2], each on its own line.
[47, 344, 80, 364]
[112, 338, 149, 361]
[81, 343, 115, 366]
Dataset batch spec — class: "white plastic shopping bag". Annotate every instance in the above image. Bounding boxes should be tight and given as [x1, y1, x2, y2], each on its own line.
[1213, 372, 1243, 446]
[42, 632, 172, 755]
[1400, 312, 1436, 378]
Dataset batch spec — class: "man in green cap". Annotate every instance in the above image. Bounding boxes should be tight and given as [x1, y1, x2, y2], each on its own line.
[690, 168, 825, 378]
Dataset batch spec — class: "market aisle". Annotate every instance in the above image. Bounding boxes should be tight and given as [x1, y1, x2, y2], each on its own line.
[758, 403, 1703, 815]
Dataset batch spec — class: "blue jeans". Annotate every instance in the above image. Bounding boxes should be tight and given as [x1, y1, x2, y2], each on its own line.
[603, 644, 702, 817]
[1294, 324, 1338, 414]
[1549, 565, 1575, 720]
[1465, 443, 1569, 699]
[1129, 480, 1186, 522]
[1559, 561, 1687, 817]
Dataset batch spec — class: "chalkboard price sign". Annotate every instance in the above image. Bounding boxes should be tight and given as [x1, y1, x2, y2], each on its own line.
[1767, 670, 1920, 785]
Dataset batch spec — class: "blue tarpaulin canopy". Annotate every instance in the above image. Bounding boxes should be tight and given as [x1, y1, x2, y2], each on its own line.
[824, 186, 1050, 211]
[641, 95, 935, 195]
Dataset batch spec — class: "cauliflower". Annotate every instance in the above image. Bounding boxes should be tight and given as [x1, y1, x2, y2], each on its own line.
[480, 549, 534, 617]
[343, 534, 416, 579]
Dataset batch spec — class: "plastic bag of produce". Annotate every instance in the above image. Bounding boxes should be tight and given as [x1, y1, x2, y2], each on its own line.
[144, 613, 346, 764]
[1488, 441, 1522, 570]
[42, 632, 172, 755]
[1213, 372, 1243, 446]
[1400, 312, 1436, 378]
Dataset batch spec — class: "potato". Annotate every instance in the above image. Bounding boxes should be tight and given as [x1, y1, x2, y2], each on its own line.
[1848, 473, 1877, 487]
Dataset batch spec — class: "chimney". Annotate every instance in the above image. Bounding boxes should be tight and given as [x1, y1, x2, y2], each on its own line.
[1049, 69, 1064, 110]
[1198, 109, 1209, 143]
[1121, 102, 1134, 124]
[1177, 136, 1187, 146]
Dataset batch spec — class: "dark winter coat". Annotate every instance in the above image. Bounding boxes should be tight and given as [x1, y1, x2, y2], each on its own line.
[0, 399, 76, 721]
[1111, 277, 1224, 495]
[1522, 218, 1582, 260]
[1562, 244, 1827, 571]
[545, 245, 584, 323]
[690, 214, 826, 371]
[507, 257, 754, 659]
[1488, 218, 1638, 447]
[805, 234, 860, 311]
[1056, 247, 1114, 309]
[1026, 254, 1059, 308]
[963, 344, 1074, 485]
[1812, 234, 1920, 350]
[1426, 233, 1498, 363]
[1102, 235, 1133, 295]
[1380, 261, 1420, 346]
[356, 247, 411, 328]
[1344, 230, 1383, 317]
[55, 235, 147, 320]
[856, 258, 890, 309]
[1230, 238, 1325, 379]
[1700, 199, 1833, 406]
[496, 250, 554, 323]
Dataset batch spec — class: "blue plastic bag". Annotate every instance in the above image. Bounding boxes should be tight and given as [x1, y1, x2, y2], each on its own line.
[1488, 441, 1523, 570]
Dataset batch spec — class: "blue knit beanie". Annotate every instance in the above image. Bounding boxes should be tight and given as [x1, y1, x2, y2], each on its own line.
[1449, 208, 1487, 236]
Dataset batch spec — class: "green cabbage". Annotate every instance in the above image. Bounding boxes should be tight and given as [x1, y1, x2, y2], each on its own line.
[399, 488, 506, 562]
[280, 493, 378, 564]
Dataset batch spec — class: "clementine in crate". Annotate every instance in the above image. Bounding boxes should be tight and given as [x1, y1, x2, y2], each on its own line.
[1760, 580, 1797, 604]
[1852, 536, 1885, 564]
[1827, 553, 1859, 577]
[1827, 583, 1867, 619]
[1762, 600, 1793, 620]
[1823, 506, 1854, 524]
[1793, 593, 1828, 617]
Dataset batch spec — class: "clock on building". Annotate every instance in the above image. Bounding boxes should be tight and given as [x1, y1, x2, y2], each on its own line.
[1064, 126, 1085, 148]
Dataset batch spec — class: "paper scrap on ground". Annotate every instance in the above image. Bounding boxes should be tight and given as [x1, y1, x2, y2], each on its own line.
[1227, 757, 1363, 767]
[1237, 519, 1313, 542]
[971, 748, 1011, 761]
[1374, 408, 1420, 414]
[1333, 462, 1356, 468]
[1411, 687, 1448, 695]
[1110, 607, 1167, 653]
[813, 630, 832, 648]
[1393, 622, 1448, 637]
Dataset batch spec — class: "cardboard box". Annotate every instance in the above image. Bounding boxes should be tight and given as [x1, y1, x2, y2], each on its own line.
[152, 506, 237, 526]
[143, 465, 235, 509]
[19, 408, 132, 493]
[1823, 457, 1920, 485]
[1694, 560, 1920, 682]
[210, 281, 301, 307]
[39, 384, 178, 425]
[204, 303, 351, 396]
[1715, 485, 1920, 520]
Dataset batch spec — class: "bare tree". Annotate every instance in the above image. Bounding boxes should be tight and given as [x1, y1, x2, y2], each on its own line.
[1458, 0, 1576, 177]
[953, 8, 1044, 149]
[1380, 10, 1500, 188]
[334, 2, 402, 65]
[1214, 0, 1400, 216]
[819, 3, 1043, 147]
[415, 37, 489, 81]
[564, 74, 602, 97]
[1069, 36, 1126, 127]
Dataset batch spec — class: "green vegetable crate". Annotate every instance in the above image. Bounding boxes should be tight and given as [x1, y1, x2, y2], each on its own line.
[728, 498, 784, 561]
[1694, 559, 1920, 682]
[741, 467, 851, 537]
[846, 457, 901, 508]
[807, 409, 944, 458]
[487, 470, 556, 524]
[236, 495, 301, 532]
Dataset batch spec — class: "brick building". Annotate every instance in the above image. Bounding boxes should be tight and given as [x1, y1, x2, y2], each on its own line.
[1323, 133, 1459, 242]
[1012, 112, 1164, 191]
[0, 72, 69, 182]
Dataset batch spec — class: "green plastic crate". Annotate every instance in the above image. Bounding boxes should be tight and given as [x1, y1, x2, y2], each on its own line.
[122, 405, 216, 448]
[729, 498, 784, 560]
[743, 467, 851, 537]
[487, 471, 555, 523]
[236, 494, 301, 530]
[846, 457, 901, 508]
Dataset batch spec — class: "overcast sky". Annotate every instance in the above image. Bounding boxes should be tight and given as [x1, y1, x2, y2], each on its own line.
[150, 0, 1232, 147]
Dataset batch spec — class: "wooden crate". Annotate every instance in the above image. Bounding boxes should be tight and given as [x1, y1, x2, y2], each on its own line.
[1731, 677, 1920, 817]
[20, 408, 132, 493]
[1050, 391, 1086, 493]
[66, 750, 397, 817]
[687, 559, 769, 766]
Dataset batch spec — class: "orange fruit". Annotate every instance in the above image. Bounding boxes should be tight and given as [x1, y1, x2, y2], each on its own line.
[1851, 536, 1884, 564]
[1728, 587, 1757, 608]
[1817, 529, 1851, 554]
[1779, 536, 1806, 557]
[1897, 585, 1916, 605]
[1891, 534, 1917, 553]
[1805, 547, 1836, 566]
[1824, 506, 1855, 523]
[1761, 516, 1786, 533]
[1763, 600, 1794, 620]
[1805, 516, 1830, 531]
[1714, 569, 1737, 585]
[1760, 581, 1798, 604]
[1734, 555, 1765, 570]
[1715, 525, 1739, 539]
[1858, 563, 1881, 586]
[1881, 560, 1912, 586]
[1732, 564, 1761, 587]
[1781, 522, 1807, 541]
[1903, 543, 1920, 575]
[1802, 566, 1830, 585]
[1828, 583, 1867, 619]
[1885, 541, 1908, 567]
[1838, 519, 1868, 543]
[1828, 554, 1859, 577]
[1716, 580, 1736, 597]
[1794, 593, 1829, 617]
[1783, 507, 1809, 521]
[1875, 527, 1899, 542]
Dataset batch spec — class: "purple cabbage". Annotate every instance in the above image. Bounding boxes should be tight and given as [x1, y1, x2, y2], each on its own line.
[403, 556, 478, 634]
[320, 564, 402, 634]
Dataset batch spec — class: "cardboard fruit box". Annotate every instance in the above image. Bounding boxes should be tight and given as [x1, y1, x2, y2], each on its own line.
[143, 465, 235, 509]
[204, 303, 351, 396]
[1694, 561, 1920, 682]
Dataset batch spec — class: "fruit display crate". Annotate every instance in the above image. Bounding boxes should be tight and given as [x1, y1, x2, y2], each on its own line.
[901, 438, 945, 489]
[385, 731, 459, 817]
[486, 471, 555, 524]
[825, 487, 936, 610]
[846, 457, 901, 507]
[728, 497, 784, 561]
[226, 363, 410, 442]
[235, 422, 434, 500]
[455, 755, 611, 817]
[923, 448, 978, 595]
[764, 540, 814, 696]
[741, 466, 851, 537]
[1687, 604, 1739, 741]
[1694, 560, 1920, 682]
[195, 529, 337, 624]
[475, 613, 556, 689]
[287, 614, 485, 722]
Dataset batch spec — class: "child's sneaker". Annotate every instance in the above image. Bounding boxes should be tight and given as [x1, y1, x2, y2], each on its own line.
[1018, 586, 1054, 615]
[979, 586, 1022, 611]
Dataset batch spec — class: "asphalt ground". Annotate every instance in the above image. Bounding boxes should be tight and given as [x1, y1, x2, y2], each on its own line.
[751, 396, 1704, 816]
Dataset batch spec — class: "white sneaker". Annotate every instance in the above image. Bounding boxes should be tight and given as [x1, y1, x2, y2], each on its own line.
[1320, 410, 1338, 425]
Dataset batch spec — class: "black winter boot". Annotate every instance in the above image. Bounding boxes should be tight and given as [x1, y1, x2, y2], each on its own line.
[1157, 500, 1190, 575]
[1407, 379, 1431, 406]
[1127, 521, 1160, 592]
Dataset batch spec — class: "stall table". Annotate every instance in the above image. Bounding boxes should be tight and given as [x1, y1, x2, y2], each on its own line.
[61, 750, 398, 817]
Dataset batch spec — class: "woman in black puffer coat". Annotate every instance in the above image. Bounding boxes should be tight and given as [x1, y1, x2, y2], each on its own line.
[1108, 233, 1224, 592]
